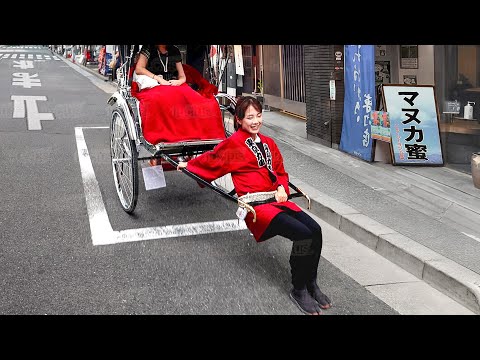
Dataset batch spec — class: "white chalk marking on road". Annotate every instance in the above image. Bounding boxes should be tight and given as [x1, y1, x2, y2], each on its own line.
[462, 232, 480, 243]
[11, 95, 54, 130]
[75, 126, 247, 246]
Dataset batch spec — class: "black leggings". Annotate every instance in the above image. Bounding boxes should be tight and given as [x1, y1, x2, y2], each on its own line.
[260, 208, 323, 290]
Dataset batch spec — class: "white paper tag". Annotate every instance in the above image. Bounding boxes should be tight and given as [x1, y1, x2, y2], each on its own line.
[142, 165, 166, 190]
[236, 207, 247, 220]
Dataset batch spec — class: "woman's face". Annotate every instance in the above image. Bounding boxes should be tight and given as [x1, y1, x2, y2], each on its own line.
[238, 105, 262, 136]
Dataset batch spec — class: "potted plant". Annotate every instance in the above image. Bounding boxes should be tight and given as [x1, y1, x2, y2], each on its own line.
[251, 79, 264, 107]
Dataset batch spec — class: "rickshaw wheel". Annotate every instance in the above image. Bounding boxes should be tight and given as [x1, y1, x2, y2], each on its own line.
[110, 108, 139, 213]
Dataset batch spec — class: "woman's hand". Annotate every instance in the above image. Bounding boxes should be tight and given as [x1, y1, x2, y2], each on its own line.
[156, 77, 170, 86]
[275, 185, 288, 202]
[168, 79, 183, 86]
[177, 161, 188, 171]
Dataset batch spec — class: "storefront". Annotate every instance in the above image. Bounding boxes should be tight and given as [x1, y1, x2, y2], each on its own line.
[435, 45, 480, 174]
[261, 45, 306, 118]
[304, 45, 479, 175]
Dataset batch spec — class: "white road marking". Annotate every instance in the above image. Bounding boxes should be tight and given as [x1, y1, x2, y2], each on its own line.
[12, 72, 41, 88]
[13, 60, 34, 69]
[75, 126, 115, 245]
[0, 53, 58, 61]
[75, 126, 247, 246]
[11, 95, 54, 130]
[462, 232, 480, 243]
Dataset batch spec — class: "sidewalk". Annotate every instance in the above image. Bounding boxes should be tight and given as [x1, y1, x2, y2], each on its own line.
[260, 110, 480, 314]
[69, 56, 480, 314]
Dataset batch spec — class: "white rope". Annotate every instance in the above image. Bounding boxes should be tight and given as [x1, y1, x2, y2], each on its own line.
[238, 191, 277, 204]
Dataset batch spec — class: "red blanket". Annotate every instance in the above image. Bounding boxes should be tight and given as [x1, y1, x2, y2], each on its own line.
[182, 63, 219, 98]
[132, 77, 226, 145]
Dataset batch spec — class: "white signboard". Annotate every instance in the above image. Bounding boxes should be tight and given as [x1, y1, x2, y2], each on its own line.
[382, 84, 443, 165]
[233, 45, 244, 76]
[329, 80, 336, 100]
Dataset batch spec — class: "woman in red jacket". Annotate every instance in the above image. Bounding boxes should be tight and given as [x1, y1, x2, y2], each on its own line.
[177, 96, 332, 315]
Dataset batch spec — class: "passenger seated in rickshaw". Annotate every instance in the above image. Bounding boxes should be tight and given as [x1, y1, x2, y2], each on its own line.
[132, 44, 226, 146]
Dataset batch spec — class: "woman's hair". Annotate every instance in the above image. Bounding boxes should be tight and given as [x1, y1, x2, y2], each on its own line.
[234, 96, 263, 130]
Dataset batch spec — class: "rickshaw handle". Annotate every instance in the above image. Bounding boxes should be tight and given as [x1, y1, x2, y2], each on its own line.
[161, 155, 310, 222]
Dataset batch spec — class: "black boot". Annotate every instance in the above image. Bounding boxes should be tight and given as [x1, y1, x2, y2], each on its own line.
[307, 282, 332, 309]
[289, 287, 323, 315]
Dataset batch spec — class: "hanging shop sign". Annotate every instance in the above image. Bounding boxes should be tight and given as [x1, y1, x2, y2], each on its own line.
[339, 45, 376, 162]
[334, 45, 344, 71]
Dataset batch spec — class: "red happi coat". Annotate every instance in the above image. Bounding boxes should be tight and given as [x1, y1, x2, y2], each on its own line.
[186, 128, 302, 241]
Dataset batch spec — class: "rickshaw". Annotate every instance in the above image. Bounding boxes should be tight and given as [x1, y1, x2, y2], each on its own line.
[106, 45, 310, 222]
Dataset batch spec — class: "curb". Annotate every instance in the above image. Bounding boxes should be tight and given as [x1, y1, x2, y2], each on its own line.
[290, 176, 480, 314]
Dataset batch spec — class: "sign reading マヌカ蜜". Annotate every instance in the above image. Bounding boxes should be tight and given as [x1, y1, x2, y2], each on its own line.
[382, 85, 444, 165]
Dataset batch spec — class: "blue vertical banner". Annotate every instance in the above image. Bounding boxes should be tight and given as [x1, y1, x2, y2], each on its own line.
[339, 45, 376, 162]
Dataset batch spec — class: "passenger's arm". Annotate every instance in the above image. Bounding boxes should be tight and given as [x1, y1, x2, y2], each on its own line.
[134, 53, 154, 78]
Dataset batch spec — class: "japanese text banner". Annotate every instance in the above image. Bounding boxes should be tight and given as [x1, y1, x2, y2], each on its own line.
[339, 45, 375, 162]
